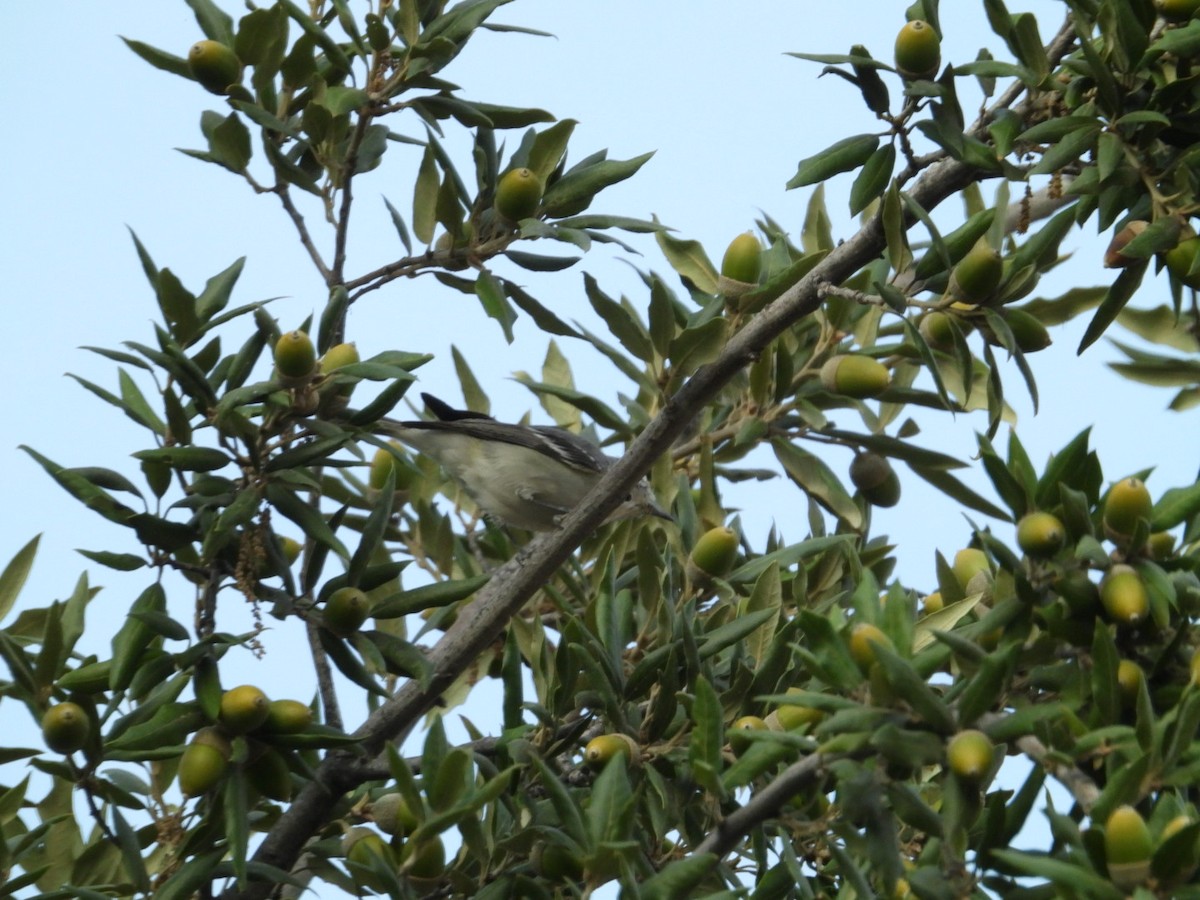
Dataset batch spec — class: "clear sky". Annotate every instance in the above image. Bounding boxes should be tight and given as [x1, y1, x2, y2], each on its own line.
[2, 0, 1195, 890]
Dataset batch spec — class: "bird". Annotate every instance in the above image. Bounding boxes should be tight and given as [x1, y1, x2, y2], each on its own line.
[378, 393, 672, 532]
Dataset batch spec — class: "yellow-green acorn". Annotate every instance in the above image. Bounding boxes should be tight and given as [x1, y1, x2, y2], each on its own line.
[1158, 0, 1200, 23]
[1116, 659, 1144, 707]
[922, 591, 944, 615]
[319, 342, 360, 374]
[820, 354, 891, 399]
[583, 733, 639, 770]
[219, 684, 271, 734]
[1105, 805, 1153, 889]
[1147, 531, 1176, 560]
[946, 729, 995, 784]
[178, 734, 230, 797]
[246, 746, 293, 801]
[1164, 235, 1200, 289]
[918, 310, 963, 351]
[324, 587, 371, 637]
[849, 452, 901, 508]
[1101, 565, 1150, 626]
[848, 622, 893, 670]
[688, 526, 740, 578]
[1002, 309, 1053, 353]
[345, 828, 393, 869]
[398, 835, 446, 879]
[533, 843, 585, 881]
[262, 698, 313, 734]
[372, 792, 420, 836]
[274, 330, 317, 383]
[494, 167, 543, 222]
[894, 20, 941, 80]
[1016, 511, 1066, 558]
[769, 688, 824, 731]
[729, 715, 768, 752]
[1104, 220, 1149, 268]
[950, 239, 1004, 304]
[41, 702, 90, 754]
[952, 548, 991, 590]
[187, 40, 243, 95]
[1103, 477, 1153, 540]
[720, 232, 763, 284]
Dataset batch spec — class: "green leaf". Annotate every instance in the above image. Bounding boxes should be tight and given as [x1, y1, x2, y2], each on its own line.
[1152, 482, 1200, 530]
[413, 145, 439, 246]
[786, 134, 879, 189]
[133, 446, 231, 472]
[0, 535, 39, 626]
[372, 574, 490, 619]
[185, 0, 235, 43]
[772, 439, 863, 530]
[121, 38, 191, 77]
[849, 143, 896, 216]
[525, 119, 576, 182]
[1078, 262, 1149, 353]
[667, 318, 729, 377]
[109, 584, 166, 691]
[687, 675, 723, 796]
[583, 273, 653, 362]
[540, 151, 655, 218]
[655, 229, 718, 294]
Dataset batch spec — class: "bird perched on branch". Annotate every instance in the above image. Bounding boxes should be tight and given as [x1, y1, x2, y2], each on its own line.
[379, 393, 671, 532]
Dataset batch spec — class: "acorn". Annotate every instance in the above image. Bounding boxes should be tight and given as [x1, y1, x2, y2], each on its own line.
[720, 232, 763, 285]
[729, 715, 768, 753]
[688, 526, 740, 579]
[262, 699, 313, 734]
[219, 685, 271, 734]
[372, 792, 420, 836]
[1104, 220, 1149, 268]
[246, 746, 293, 801]
[187, 40, 243, 95]
[1101, 565, 1150, 626]
[1158, 0, 1200, 23]
[1105, 805, 1153, 889]
[918, 310, 964, 351]
[848, 622, 893, 670]
[1116, 659, 1144, 707]
[949, 239, 1004, 304]
[768, 688, 825, 731]
[583, 733, 639, 770]
[1103, 477, 1152, 541]
[1147, 531, 1176, 560]
[41, 702, 90, 754]
[494, 167, 542, 222]
[274, 330, 317, 386]
[946, 729, 995, 784]
[398, 835, 446, 879]
[1164, 235, 1200, 289]
[178, 731, 231, 797]
[894, 20, 941, 80]
[849, 452, 901, 507]
[1016, 511, 1066, 558]
[922, 591, 944, 615]
[324, 587, 372, 637]
[952, 548, 991, 590]
[820, 355, 890, 398]
[1004, 310, 1052, 353]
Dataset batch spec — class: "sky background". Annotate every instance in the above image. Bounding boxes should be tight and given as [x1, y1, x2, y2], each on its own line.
[2, 0, 1197, 893]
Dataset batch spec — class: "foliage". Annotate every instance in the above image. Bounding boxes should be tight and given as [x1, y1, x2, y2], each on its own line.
[3, 0, 1200, 898]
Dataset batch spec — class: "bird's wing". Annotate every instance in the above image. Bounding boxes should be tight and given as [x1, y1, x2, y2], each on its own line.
[389, 394, 611, 475]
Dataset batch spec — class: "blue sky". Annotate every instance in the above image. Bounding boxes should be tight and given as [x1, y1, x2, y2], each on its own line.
[2, 0, 1196, 889]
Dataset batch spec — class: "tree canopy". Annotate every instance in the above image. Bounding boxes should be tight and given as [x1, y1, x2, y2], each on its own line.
[4, 1, 1200, 899]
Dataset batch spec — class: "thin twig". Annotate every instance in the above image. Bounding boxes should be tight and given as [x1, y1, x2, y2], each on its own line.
[307, 619, 343, 732]
[276, 185, 332, 283]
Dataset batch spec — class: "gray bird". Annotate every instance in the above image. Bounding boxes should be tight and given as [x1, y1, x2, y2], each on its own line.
[379, 393, 671, 532]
